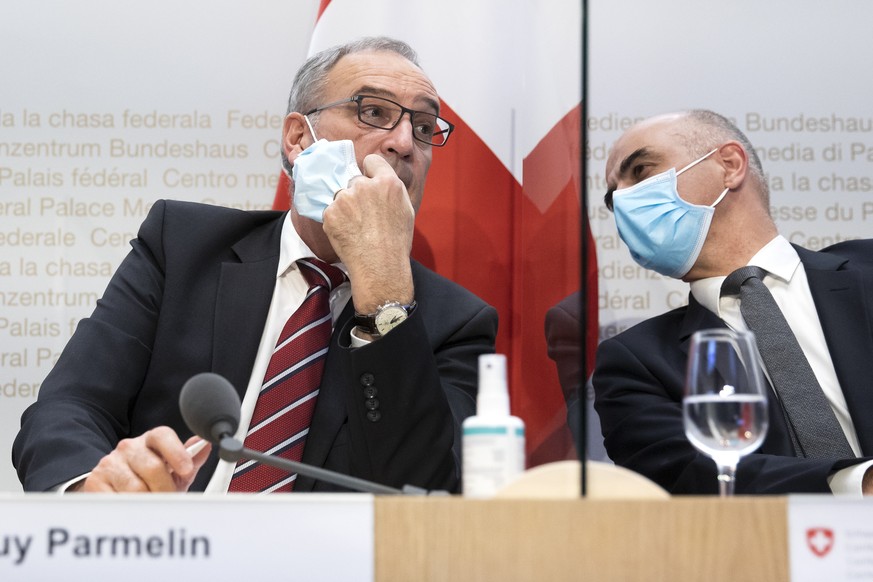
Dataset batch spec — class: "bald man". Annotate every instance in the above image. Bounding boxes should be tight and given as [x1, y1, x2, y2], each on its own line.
[594, 110, 873, 495]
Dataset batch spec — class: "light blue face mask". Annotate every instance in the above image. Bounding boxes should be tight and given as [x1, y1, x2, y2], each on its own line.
[290, 116, 362, 223]
[612, 148, 729, 278]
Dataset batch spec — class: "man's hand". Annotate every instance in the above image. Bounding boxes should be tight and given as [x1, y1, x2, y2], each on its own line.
[322, 153, 415, 314]
[80, 427, 211, 492]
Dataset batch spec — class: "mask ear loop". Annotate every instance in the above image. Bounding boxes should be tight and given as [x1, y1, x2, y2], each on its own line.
[303, 114, 319, 141]
[676, 147, 719, 176]
[710, 187, 730, 208]
[675, 146, 731, 208]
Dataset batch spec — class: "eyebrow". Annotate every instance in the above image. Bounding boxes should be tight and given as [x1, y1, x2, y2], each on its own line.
[355, 85, 440, 115]
[618, 147, 656, 178]
[604, 147, 659, 210]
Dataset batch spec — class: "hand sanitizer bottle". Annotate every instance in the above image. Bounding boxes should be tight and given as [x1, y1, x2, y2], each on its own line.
[462, 354, 526, 498]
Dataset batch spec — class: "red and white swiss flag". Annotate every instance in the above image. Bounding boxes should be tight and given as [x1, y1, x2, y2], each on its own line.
[275, 0, 597, 464]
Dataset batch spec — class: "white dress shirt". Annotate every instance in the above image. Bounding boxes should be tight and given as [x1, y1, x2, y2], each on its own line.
[690, 235, 870, 495]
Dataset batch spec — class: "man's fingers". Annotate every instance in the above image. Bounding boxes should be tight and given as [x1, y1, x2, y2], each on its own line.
[83, 451, 149, 492]
[81, 427, 201, 493]
[120, 434, 179, 491]
[360, 153, 393, 177]
[145, 426, 194, 480]
[184, 437, 213, 472]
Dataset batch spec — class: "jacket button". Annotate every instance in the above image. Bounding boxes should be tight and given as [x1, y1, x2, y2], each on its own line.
[365, 398, 380, 411]
[363, 386, 378, 399]
[366, 410, 382, 422]
[360, 373, 375, 387]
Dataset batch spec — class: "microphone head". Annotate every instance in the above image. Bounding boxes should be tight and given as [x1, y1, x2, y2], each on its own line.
[179, 372, 241, 443]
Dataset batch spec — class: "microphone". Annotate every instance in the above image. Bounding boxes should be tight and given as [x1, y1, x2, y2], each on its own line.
[179, 372, 440, 495]
[179, 372, 241, 444]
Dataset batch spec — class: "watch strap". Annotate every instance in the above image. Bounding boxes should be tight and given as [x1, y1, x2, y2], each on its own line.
[354, 300, 417, 337]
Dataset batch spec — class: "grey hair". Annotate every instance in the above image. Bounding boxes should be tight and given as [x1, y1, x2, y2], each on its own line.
[280, 37, 421, 175]
[680, 109, 769, 204]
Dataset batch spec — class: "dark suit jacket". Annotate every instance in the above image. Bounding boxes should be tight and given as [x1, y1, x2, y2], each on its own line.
[545, 291, 609, 462]
[13, 200, 497, 493]
[545, 292, 584, 452]
[593, 240, 873, 494]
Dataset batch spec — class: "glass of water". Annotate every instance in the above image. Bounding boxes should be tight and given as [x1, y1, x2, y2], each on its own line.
[683, 329, 768, 496]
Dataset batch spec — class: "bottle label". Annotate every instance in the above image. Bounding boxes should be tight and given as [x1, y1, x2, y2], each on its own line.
[462, 425, 525, 498]
[463, 427, 525, 437]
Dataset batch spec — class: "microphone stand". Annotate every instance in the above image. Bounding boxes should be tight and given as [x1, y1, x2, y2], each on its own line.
[218, 436, 439, 496]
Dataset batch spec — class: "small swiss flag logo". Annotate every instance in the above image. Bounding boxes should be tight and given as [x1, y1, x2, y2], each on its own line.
[806, 527, 835, 558]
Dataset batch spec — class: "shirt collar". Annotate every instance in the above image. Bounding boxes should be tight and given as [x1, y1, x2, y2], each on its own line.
[277, 213, 347, 278]
[690, 235, 800, 316]
[753, 235, 801, 283]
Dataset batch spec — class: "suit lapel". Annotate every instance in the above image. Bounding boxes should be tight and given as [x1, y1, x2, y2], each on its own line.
[212, 215, 284, 400]
[801, 246, 873, 455]
[678, 292, 728, 352]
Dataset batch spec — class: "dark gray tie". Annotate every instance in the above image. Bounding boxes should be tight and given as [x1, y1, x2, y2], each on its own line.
[720, 265, 854, 459]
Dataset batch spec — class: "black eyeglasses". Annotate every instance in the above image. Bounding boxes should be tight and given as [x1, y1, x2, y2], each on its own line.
[305, 94, 454, 147]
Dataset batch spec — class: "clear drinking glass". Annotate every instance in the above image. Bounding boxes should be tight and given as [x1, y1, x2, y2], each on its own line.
[683, 329, 768, 496]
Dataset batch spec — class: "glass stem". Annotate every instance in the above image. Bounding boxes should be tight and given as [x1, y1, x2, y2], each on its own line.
[717, 462, 738, 497]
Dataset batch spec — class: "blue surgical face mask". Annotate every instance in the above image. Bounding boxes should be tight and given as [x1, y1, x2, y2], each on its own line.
[612, 148, 729, 279]
[290, 116, 362, 223]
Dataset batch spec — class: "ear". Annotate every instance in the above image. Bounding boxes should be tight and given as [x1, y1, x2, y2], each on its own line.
[717, 141, 748, 190]
[282, 112, 314, 167]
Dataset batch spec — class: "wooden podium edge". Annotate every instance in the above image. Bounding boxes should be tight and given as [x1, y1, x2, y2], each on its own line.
[374, 496, 789, 582]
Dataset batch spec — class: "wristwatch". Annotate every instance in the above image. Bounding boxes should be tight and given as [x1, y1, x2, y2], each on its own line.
[354, 300, 417, 337]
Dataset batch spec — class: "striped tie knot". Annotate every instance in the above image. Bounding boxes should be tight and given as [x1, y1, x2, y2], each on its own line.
[298, 258, 346, 292]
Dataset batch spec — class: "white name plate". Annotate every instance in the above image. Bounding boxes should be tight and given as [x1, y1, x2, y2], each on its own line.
[789, 495, 873, 581]
[0, 493, 373, 581]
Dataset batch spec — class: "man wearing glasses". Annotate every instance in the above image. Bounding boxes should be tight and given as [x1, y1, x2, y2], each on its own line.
[14, 37, 497, 494]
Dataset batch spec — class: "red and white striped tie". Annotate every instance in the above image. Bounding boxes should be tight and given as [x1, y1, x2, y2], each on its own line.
[228, 258, 345, 493]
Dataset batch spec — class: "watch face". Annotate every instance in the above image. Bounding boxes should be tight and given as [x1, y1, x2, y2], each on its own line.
[374, 304, 408, 335]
